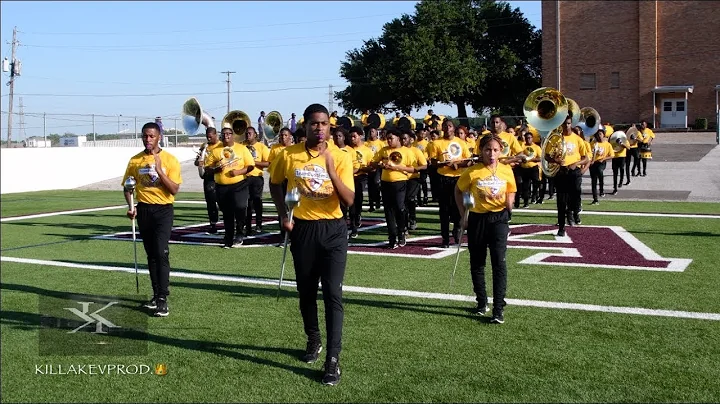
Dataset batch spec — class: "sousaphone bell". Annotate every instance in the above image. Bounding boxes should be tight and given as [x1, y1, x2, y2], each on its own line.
[222, 110, 251, 143]
[523, 87, 569, 139]
[263, 111, 284, 142]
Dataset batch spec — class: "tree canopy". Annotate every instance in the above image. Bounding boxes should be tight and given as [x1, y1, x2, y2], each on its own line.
[335, 0, 541, 120]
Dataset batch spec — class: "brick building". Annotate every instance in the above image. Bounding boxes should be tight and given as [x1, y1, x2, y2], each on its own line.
[541, 0, 720, 129]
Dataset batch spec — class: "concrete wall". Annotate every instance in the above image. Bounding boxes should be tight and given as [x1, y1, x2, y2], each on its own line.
[0, 147, 197, 194]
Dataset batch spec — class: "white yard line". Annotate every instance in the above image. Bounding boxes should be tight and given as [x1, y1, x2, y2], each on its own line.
[2, 255, 718, 322]
[2, 202, 718, 222]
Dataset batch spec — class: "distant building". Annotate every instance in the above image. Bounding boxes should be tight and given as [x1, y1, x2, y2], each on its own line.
[26, 137, 51, 148]
[59, 135, 87, 147]
[542, 0, 720, 129]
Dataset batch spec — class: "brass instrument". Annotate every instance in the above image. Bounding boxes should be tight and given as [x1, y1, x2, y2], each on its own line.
[522, 145, 536, 161]
[182, 97, 215, 135]
[578, 107, 601, 137]
[609, 131, 628, 153]
[221, 146, 237, 165]
[567, 98, 581, 127]
[389, 151, 403, 165]
[500, 138, 510, 156]
[338, 116, 354, 130]
[262, 111, 284, 142]
[523, 87, 569, 138]
[626, 126, 639, 146]
[367, 113, 386, 129]
[221, 110, 251, 143]
[540, 128, 567, 177]
[195, 142, 208, 178]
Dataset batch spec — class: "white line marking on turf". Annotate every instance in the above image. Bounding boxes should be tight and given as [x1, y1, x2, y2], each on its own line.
[0, 205, 127, 222]
[3, 255, 719, 322]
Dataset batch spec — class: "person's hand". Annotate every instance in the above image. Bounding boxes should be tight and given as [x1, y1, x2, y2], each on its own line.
[153, 149, 162, 172]
[126, 207, 137, 220]
[281, 216, 294, 232]
[322, 147, 336, 174]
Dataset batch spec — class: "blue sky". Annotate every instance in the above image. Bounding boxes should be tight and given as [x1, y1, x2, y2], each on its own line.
[0, 1, 541, 139]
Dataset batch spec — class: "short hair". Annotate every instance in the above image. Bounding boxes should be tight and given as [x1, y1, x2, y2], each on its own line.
[479, 134, 503, 150]
[294, 128, 307, 142]
[334, 126, 349, 143]
[303, 103, 329, 122]
[246, 126, 257, 135]
[385, 128, 402, 139]
[142, 122, 161, 133]
[489, 114, 503, 121]
[349, 126, 364, 137]
[206, 127, 217, 135]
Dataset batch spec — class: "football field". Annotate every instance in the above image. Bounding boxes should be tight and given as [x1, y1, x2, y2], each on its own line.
[2, 190, 720, 403]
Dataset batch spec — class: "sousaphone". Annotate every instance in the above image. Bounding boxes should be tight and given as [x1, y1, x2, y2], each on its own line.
[523, 87, 569, 140]
[263, 111, 283, 142]
[182, 97, 215, 178]
[367, 113, 386, 129]
[338, 116, 354, 130]
[222, 110, 251, 143]
[609, 131, 628, 153]
[396, 116, 417, 132]
[540, 128, 567, 177]
[578, 107, 602, 137]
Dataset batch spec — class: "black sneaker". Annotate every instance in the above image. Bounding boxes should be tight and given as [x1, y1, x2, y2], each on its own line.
[452, 228, 461, 244]
[490, 310, 504, 324]
[590, 200, 599, 205]
[574, 213, 581, 225]
[232, 236, 243, 248]
[207, 223, 218, 235]
[441, 240, 450, 248]
[409, 221, 417, 231]
[600, 192, 606, 197]
[322, 357, 341, 386]
[472, 303, 489, 316]
[611, 189, 618, 195]
[398, 235, 406, 247]
[522, 203, 530, 209]
[387, 242, 399, 250]
[255, 226, 263, 234]
[557, 228, 566, 237]
[154, 298, 169, 317]
[142, 297, 158, 310]
[302, 340, 322, 363]
[350, 231, 358, 239]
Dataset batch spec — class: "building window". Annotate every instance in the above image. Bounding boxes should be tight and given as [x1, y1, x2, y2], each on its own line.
[663, 101, 672, 112]
[580, 73, 596, 90]
[611, 72, 620, 88]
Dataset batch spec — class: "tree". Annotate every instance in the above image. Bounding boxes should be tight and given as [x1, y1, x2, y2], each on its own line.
[336, 0, 541, 123]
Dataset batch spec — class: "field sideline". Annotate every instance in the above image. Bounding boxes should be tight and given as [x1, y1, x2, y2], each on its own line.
[1, 190, 719, 403]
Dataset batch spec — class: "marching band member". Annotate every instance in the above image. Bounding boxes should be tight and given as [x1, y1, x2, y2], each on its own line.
[414, 127, 430, 206]
[194, 127, 222, 234]
[518, 132, 542, 208]
[611, 129, 629, 195]
[427, 119, 472, 247]
[426, 129, 442, 204]
[638, 120, 654, 176]
[392, 112, 401, 127]
[348, 126, 374, 238]
[626, 124, 640, 180]
[360, 109, 370, 127]
[244, 127, 270, 235]
[269, 103, 355, 386]
[333, 126, 352, 220]
[550, 116, 589, 235]
[364, 126, 385, 212]
[423, 109, 435, 128]
[123, 122, 182, 317]
[588, 127, 614, 205]
[269, 128, 295, 241]
[401, 130, 428, 231]
[455, 134, 516, 324]
[371, 129, 416, 248]
[329, 111, 339, 128]
[208, 127, 255, 248]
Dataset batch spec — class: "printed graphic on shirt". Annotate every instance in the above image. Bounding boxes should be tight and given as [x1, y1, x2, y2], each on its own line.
[294, 164, 333, 199]
[139, 164, 163, 187]
[476, 175, 506, 200]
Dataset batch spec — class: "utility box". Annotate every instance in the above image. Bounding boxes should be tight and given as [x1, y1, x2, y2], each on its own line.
[2, 57, 8, 73]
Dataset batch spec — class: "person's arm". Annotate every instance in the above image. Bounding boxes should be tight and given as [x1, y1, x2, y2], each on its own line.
[323, 149, 355, 207]
[153, 151, 180, 195]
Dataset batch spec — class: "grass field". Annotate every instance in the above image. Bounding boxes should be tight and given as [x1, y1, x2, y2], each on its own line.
[2, 190, 720, 403]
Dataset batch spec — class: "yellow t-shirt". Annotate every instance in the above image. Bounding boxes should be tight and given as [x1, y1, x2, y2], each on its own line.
[373, 146, 416, 182]
[465, 138, 476, 154]
[559, 133, 588, 166]
[408, 146, 428, 179]
[429, 138, 471, 177]
[122, 150, 182, 205]
[519, 144, 542, 168]
[207, 143, 256, 185]
[414, 139, 429, 158]
[269, 143, 355, 220]
[245, 141, 270, 177]
[365, 139, 385, 154]
[361, 114, 369, 127]
[475, 131, 523, 158]
[604, 125, 614, 136]
[268, 143, 285, 164]
[352, 144, 374, 177]
[392, 117, 400, 126]
[591, 141, 614, 162]
[639, 128, 655, 142]
[423, 114, 433, 126]
[201, 141, 223, 169]
[612, 139, 628, 158]
[456, 163, 517, 213]
[329, 116, 338, 127]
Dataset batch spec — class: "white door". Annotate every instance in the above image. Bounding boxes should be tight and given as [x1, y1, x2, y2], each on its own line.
[660, 98, 687, 128]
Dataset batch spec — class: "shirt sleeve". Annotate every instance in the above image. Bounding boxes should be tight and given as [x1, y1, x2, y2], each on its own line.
[456, 169, 471, 192]
[167, 154, 182, 185]
[241, 146, 255, 168]
[336, 149, 355, 192]
[121, 160, 134, 188]
[261, 144, 270, 161]
[269, 149, 287, 185]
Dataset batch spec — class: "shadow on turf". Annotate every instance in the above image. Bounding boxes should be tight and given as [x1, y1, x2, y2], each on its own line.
[0, 283, 320, 381]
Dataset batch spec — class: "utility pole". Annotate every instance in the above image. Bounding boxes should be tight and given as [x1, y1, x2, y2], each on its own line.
[221, 71, 236, 114]
[328, 84, 334, 114]
[43, 112, 46, 146]
[92, 114, 95, 142]
[5, 26, 20, 147]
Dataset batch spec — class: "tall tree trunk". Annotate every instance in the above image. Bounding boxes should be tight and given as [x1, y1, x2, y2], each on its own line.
[454, 98, 470, 128]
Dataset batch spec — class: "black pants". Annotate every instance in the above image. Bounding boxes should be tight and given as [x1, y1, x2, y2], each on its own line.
[554, 167, 582, 229]
[467, 209, 509, 312]
[439, 176, 461, 243]
[405, 178, 421, 225]
[539, 176, 554, 201]
[290, 218, 347, 361]
[368, 170, 382, 209]
[590, 161, 606, 201]
[202, 176, 219, 224]
[350, 175, 367, 233]
[137, 203, 174, 299]
[245, 176, 264, 232]
[612, 156, 626, 190]
[381, 180, 407, 242]
[215, 181, 249, 246]
[627, 148, 640, 176]
[641, 158, 648, 175]
[519, 166, 540, 205]
[418, 169, 429, 202]
[512, 167, 522, 207]
[429, 166, 441, 202]
[277, 179, 288, 238]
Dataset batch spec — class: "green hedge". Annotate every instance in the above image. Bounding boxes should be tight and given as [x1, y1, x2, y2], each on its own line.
[694, 118, 708, 130]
